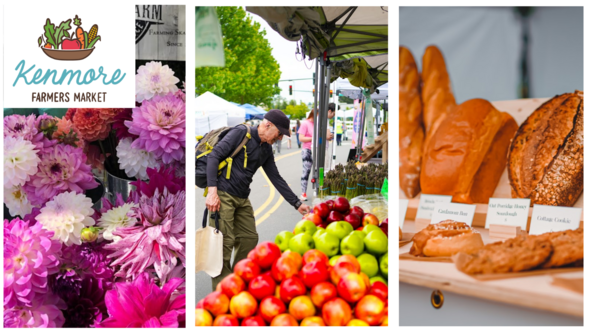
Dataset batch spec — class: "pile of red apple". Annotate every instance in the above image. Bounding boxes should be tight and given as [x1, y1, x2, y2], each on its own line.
[195, 242, 388, 326]
[302, 197, 388, 236]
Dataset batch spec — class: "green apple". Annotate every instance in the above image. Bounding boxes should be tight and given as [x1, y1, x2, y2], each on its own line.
[314, 232, 340, 257]
[379, 252, 388, 278]
[357, 253, 379, 277]
[351, 230, 367, 240]
[326, 221, 353, 240]
[312, 227, 327, 241]
[288, 233, 315, 255]
[275, 231, 294, 252]
[340, 233, 364, 257]
[328, 255, 341, 266]
[294, 220, 317, 237]
[370, 275, 388, 286]
[362, 224, 381, 235]
[364, 230, 388, 255]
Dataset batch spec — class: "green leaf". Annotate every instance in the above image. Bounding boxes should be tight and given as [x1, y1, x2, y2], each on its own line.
[54, 19, 72, 47]
[44, 19, 57, 49]
[38, 36, 42, 47]
[87, 35, 101, 49]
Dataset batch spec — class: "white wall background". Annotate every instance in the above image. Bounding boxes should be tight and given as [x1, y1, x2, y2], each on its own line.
[400, 7, 583, 103]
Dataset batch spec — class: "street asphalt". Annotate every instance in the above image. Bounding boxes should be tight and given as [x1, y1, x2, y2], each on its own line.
[195, 136, 355, 302]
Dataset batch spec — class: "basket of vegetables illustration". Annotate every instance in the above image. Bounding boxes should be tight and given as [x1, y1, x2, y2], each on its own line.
[39, 15, 101, 61]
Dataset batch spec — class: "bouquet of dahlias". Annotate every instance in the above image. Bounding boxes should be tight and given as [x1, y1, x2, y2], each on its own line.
[3, 61, 186, 328]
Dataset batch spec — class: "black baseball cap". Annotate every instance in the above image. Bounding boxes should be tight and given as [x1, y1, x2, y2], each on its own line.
[264, 109, 291, 137]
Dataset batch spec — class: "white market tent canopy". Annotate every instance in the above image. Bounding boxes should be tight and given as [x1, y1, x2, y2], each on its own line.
[195, 92, 246, 136]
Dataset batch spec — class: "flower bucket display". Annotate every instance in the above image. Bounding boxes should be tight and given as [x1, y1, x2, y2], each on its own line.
[3, 61, 186, 328]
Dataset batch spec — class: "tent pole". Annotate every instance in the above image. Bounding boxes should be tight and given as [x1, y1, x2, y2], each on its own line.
[318, 62, 332, 177]
[311, 59, 324, 197]
[357, 91, 367, 161]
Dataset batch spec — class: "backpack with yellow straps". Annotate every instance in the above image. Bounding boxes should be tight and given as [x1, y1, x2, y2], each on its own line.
[195, 124, 251, 190]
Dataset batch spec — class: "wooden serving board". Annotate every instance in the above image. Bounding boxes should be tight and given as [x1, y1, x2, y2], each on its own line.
[400, 98, 584, 228]
[399, 220, 583, 317]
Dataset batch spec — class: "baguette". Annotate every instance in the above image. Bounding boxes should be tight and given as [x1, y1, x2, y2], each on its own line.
[421, 45, 456, 147]
[507, 91, 584, 206]
[399, 46, 424, 198]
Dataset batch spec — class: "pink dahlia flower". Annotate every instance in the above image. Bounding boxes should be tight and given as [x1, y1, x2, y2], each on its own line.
[4, 218, 61, 308]
[105, 189, 185, 282]
[4, 114, 55, 150]
[125, 93, 186, 164]
[97, 273, 185, 327]
[23, 144, 98, 207]
[3, 293, 65, 328]
[112, 108, 137, 141]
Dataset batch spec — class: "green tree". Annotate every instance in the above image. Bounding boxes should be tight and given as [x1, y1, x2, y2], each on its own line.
[283, 101, 309, 119]
[195, 7, 281, 105]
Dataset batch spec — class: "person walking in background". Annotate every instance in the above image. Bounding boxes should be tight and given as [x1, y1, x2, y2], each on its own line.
[298, 108, 334, 201]
[273, 135, 282, 154]
[298, 111, 314, 201]
[295, 120, 301, 148]
[336, 120, 343, 146]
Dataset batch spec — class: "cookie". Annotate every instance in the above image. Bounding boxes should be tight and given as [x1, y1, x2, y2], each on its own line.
[458, 235, 553, 274]
[538, 228, 583, 268]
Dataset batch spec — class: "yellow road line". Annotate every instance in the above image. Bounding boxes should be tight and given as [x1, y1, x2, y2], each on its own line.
[256, 196, 285, 225]
[253, 150, 300, 217]
[254, 170, 275, 217]
[255, 150, 301, 225]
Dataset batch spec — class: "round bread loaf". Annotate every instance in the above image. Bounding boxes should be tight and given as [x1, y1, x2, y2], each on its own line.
[410, 220, 484, 257]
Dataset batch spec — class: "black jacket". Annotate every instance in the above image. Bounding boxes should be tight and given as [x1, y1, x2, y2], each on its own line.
[206, 125, 302, 210]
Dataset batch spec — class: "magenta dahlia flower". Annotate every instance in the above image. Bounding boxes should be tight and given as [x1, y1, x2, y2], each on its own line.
[23, 143, 98, 207]
[97, 273, 185, 327]
[130, 167, 185, 198]
[105, 189, 185, 282]
[112, 108, 137, 141]
[4, 218, 61, 308]
[3, 294, 65, 328]
[125, 93, 186, 164]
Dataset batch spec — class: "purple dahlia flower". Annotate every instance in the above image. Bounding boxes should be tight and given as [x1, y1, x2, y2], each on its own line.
[125, 93, 186, 164]
[62, 277, 108, 327]
[22, 143, 98, 207]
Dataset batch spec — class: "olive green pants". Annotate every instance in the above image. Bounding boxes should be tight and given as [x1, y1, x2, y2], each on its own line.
[210, 190, 258, 290]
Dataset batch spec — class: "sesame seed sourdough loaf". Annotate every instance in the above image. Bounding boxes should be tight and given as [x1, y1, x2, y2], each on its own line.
[421, 46, 456, 150]
[420, 99, 519, 204]
[410, 220, 484, 257]
[399, 46, 425, 198]
[508, 91, 584, 206]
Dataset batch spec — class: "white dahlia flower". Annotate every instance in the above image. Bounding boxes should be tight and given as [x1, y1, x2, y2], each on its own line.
[135, 61, 180, 103]
[36, 191, 95, 246]
[4, 185, 33, 217]
[4, 136, 39, 188]
[116, 138, 159, 180]
[97, 203, 138, 242]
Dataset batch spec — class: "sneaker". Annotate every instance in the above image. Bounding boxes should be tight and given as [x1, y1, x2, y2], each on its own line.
[300, 193, 307, 201]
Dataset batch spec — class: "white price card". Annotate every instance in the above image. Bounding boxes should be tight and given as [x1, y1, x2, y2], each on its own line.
[529, 205, 582, 235]
[485, 198, 531, 229]
[399, 199, 409, 230]
[415, 194, 452, 220]
[431, 202, 476, 226]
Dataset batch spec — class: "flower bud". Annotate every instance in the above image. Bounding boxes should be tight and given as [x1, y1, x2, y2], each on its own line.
[81, 227, 99, 243]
